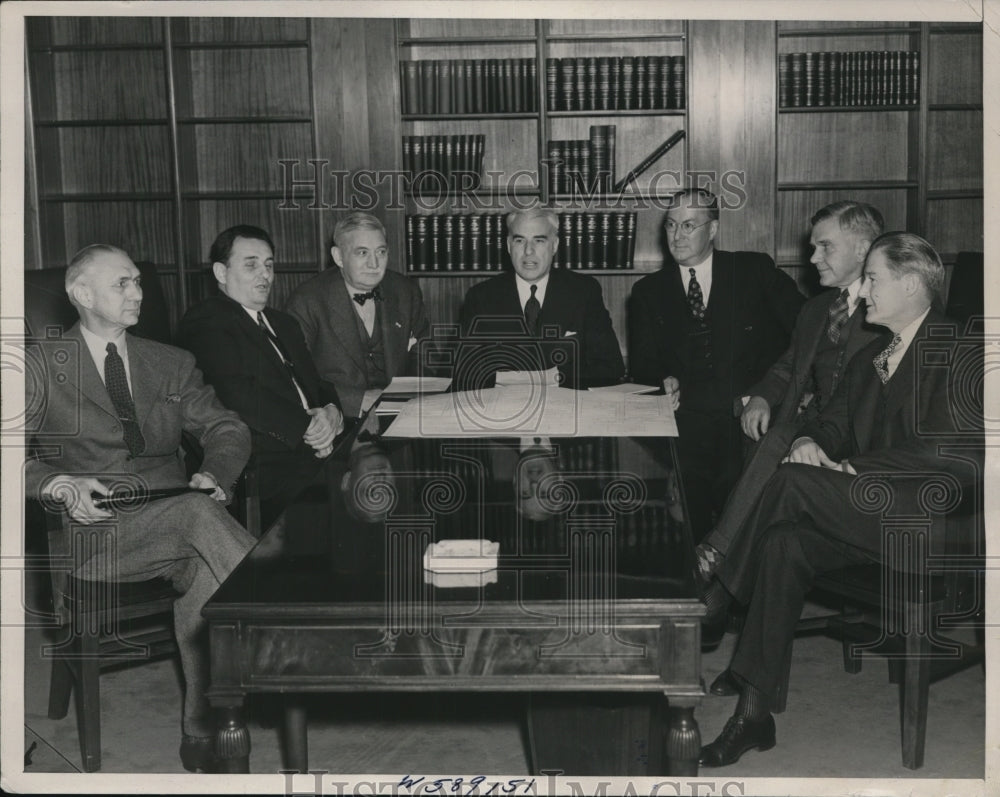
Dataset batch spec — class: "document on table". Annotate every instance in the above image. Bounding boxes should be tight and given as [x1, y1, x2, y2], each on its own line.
[587, 382, 659, 395]
[382, 375, 453, 394]
[384, 385, 677, 437]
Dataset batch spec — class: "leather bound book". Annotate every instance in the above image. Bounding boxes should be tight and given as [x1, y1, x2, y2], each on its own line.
[579, 143, 591, 195]
[444, 136, 454, 187]
[660, 56, 673, 110]
[909, 51, 920, 105]
[586, 58, 598, 111]
[584, 212, 598, 269]
[599, 212, 611, 269]
[644, 55, 658, 110]
[487, 59, 500, 113]
[455, 214, 469, 271]
[438, 60, 451, 114]
[476, 134, 485, 189]
[547, 140, 563, 196]
[415, 215, 428, 272]
[778, 54, 790, 108]
[612, 211, 628, 268]
[420, 61, 436, 115]
[406, 214, 415, 271]
[573, 213, 585, 269]
[671, 55, 685, 109]
[589, 126, 607, 192]
[605, 124, 617, 192]
[474, 60, 486, 113]
[454, 61, 466, 114]
[402, 61, 419, 114]
[546, 57, 559, 111]
[464, 60, 474, 114]
[527, 58, 537, 111]
[412, 137, 424, 179]
[483, 210, 495, 270]
[597, 57, 611, 110]
[512, 58, 523, 112]
[626, 212, 637, 267]
[560, 58, 575, 111]
[804, 52, 816, 106]
[609, 57, 622, 110]
[789, 52, 804, 107]
[495, 213, 506, 270]
[560, 211, 574, 269]
[402, 136, 411, 176]
[443, 214, 455, 271]
[428, 214, 442, 271]
[502, 58, 514, 112]
[621, 57, 635, 110]
[469, 214, 482, 270]
[635, 55, 647, 110]
[816, 51, 828, 107]
[574, 57, 587, 112]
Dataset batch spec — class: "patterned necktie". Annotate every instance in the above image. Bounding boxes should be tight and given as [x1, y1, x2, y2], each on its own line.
[258, 312, 308, 402]
[687, 268, 706, 320]
[524, 283, 541, 336]
[873, 333, 902, 384]
[352, 286, 383, 306]
[104, 342, 145, 456]
[827, 288, 851, 343]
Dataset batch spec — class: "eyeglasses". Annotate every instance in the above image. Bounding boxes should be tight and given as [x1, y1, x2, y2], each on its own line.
[665, 219, 713, 237]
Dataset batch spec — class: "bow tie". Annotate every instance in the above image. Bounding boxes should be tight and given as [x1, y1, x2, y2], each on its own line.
[352, 287, 383, 306]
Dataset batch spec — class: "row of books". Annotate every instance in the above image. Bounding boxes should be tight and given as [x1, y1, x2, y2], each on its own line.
[546, 55, 685, 112]
[546, 125, 616, 195]
[399, 58, 538, 115]
[778, 51, 920, 108]
[401, 135, 485, 189]
[404, 211, 639, 272]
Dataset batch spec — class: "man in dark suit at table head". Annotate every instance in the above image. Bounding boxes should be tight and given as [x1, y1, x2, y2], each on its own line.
[284, 211, 430, 418]
[26, 244, 257, 772]
[699, 232, 968, 767]
[456, 206, 626, 389]
[177, 225, 345, 531]
[695, 200, 884, 584]
[628, 188, 805, 542]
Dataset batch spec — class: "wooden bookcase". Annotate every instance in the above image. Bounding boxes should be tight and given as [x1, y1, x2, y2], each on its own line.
[395, 18, 689, 339]
[775, 20, 982, 292]
[26, 17, 328, 326]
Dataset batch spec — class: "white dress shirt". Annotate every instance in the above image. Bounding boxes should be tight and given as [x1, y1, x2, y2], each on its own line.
[343, 279, 378, 337]
[79, 324, 132, 393]
[515, 272, 550, 311]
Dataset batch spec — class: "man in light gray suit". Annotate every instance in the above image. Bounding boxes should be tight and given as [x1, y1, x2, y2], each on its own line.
[25, 244, 256, 772]
[285, 212, 430, 418]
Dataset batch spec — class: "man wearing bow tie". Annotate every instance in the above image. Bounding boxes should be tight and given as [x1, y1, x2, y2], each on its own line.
[178, 225, 345, 529]
[698, 232, 971, 767]
[285, 212, 430, 417]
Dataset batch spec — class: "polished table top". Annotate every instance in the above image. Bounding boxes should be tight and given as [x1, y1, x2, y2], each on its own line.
[208, 415, 701, 619]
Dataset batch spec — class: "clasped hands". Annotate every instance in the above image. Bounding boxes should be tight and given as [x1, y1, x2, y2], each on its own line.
[304, 403, 344, 458]
[43, 471, 226, 525]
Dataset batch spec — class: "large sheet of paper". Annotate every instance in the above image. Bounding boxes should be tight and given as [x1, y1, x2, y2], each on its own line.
[384, 385, 677, 438]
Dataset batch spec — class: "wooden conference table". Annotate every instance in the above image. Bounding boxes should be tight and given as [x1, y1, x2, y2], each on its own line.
[204, 409, 705, 775]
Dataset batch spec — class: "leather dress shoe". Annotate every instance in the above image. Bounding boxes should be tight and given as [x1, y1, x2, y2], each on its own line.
[179, 734, 216, 773]
[710, 668, 739, 696]
[699, 714, 776, 767]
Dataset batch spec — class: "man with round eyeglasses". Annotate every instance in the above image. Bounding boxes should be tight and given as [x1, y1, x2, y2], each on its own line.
[628, 188, 804, 549]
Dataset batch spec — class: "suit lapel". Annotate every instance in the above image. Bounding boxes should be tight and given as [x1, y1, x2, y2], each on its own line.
[708, 250, 734, 363]
[127, 334, 166, 429]
[63, 325, 117, 419]
[327, 272, 367, 371]
[380, 277, 404, 377]
[539, 270, 571, 332]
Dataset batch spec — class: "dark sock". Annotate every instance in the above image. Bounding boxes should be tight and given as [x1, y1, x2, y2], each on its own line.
[703, 579, 730, 619]
[735, 678, 770, 721]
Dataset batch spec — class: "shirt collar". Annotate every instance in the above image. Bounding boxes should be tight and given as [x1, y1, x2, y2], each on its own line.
[79, 322, 127, 360]
[894, 306, 931, 356]
[843, 277, 863, 312]
[515, 272, 550, 306]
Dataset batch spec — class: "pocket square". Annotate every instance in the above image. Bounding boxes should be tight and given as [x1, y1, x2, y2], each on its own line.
[563, 330, 577, 337]
[407, 336, 418, 352]
[165, 393, 181, 404]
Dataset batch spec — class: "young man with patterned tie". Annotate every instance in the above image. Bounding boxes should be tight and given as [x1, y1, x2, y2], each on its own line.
[178, 225, 345, 530]
[696, 201, 885, 660]
[628, 188, 805, 545]
[698, 232, 971, 767]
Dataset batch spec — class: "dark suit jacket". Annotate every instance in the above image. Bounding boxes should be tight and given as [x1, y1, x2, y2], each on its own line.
[177, 293, 341, 465]
[747, 288, 880, 425]
[25, 324, 251, 501]
[801, 309, 968, 474]
[457, 268, 626, 389]
[285, 268, 430, 417]
[627, 250, 804, 414]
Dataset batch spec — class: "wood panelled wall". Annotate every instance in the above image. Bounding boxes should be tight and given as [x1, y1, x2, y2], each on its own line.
[24, 16, 982, 349]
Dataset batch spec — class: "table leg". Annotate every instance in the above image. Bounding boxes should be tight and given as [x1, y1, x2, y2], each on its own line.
[284, 697, 308, 773]
[666, 701, 700, 776]
[215, 703, 251, 773]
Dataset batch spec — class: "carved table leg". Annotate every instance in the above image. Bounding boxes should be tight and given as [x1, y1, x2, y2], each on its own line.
[666, 700, 700, 776]
[215, 703, 251, 773]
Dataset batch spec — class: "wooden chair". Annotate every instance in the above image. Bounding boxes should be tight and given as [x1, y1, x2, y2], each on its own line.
[24, 263, 181, 771]
[945, 252, 983, 330]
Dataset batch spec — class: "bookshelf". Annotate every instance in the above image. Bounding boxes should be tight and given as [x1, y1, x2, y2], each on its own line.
[26, 17, 331, 326]
[395, 18, 689, 335]
[775, 20, 982, 291]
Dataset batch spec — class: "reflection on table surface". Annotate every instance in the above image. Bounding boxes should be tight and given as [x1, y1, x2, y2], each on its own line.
[211, 417, 698, 609]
